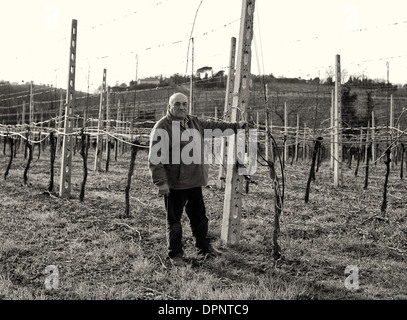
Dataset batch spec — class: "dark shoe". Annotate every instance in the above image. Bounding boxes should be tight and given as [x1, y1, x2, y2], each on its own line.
[197, 245, 222, 258]
[170, 256, 186, 267]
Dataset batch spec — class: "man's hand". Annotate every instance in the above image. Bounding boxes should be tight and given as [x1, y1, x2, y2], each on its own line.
[238, 121, 248, 130]
[158, 184, 170, 196]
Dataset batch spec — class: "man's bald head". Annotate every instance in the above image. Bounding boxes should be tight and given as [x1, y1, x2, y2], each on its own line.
[169, 93, 188, 107]
[168, 93, 188, 119]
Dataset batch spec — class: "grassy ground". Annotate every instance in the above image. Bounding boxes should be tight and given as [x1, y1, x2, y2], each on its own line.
[0, 142, 406, 300]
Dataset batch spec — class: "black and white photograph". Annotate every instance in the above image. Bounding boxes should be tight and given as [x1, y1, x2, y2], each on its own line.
[0, 0, 406, 314]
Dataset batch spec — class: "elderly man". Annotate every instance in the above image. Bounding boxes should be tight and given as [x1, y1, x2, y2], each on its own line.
[148, 92, 246, 267]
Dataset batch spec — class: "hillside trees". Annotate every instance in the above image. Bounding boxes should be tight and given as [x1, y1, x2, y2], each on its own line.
[342, 86, 359, 128]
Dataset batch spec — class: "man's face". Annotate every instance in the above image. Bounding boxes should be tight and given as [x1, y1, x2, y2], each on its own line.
[168, 93, 188, 119]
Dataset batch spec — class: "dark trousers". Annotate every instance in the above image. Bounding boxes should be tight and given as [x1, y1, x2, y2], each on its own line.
[164, 187, 210, 258]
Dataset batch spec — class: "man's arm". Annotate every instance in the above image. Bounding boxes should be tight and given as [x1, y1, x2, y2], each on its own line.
[148, 127, 170, 196]
[199, 118, 247, 132]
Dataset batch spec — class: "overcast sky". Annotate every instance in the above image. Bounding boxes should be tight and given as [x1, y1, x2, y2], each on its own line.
[2, 0, 407, 92]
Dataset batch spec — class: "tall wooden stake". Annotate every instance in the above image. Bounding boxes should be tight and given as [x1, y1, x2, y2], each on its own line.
[330, 89, 334, 169]
[302, 122, 307, 161]
[294, 113, 299, 162]
[333, 54, 343, 187]
[390, 94, 394, 169]
[371, 110, 376, 163]
[22, 101, 26, 126]
[217, 37, 236, 189]
[59, 19, 78, 198]
[94, 68, 107, 172]
[57, 95, 63, 153]
[20, 101, 26, 151]
[365, 121, 370, 164]
[221, 0, 255, 245]
[115, 99, 121, 160]
[105, 85, 110, 168]
[189, 38, 195, 115]
[284, 102, 288, 165]
[29, 82, 34, 126]
[265, 84, 271, 161]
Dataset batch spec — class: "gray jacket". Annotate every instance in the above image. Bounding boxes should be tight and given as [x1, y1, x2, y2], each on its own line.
[148, 111, 238, 190]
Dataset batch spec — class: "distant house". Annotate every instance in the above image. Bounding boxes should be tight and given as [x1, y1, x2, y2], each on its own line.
[196, 66, 213, 79]
[137, 77, 160, 85]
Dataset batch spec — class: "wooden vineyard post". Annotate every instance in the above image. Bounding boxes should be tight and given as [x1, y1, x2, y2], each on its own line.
[217, 37, 236, 189]
[216, 37, 236, 189]
[22, 101, 26, 126]
[29, 82, 34, 155]
[284, 102, 288, 166]
[265, 110, 269, 161]
[294, 113, 299, 162]
[94, 68, 107, 172]
[355, 126, 363, 175]
[365, 121, 370, 165]
[333, 54, 343, 187]
[127, 116, 131, 152]
[330, 89, 334, 169]
[302, 122, 306, 161]
[20, 101, 26, 151]
[371, 110, 376, 163]
[105, 85, 111, 171]
[256, 111, 262, 159]
[265, 84, 272, 162]
[221, 0, 255, 245]
[29, 82, 34, 127]
[396, 123, 400, 165]
[390, 94, 394, 169]
[189, 37, 195, 115]
[122, 113, 126, 156]
[256, 111, 259, 127]
[115, 99, 121, 161]
[59, 19, 78, 199]
[57, 95, 63, 153]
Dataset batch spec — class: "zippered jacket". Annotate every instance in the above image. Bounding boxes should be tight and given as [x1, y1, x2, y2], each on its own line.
[148, 111, 238, 190]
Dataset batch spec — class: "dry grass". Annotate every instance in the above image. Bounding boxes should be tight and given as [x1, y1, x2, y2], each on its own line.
[0, 143, 406, 300]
